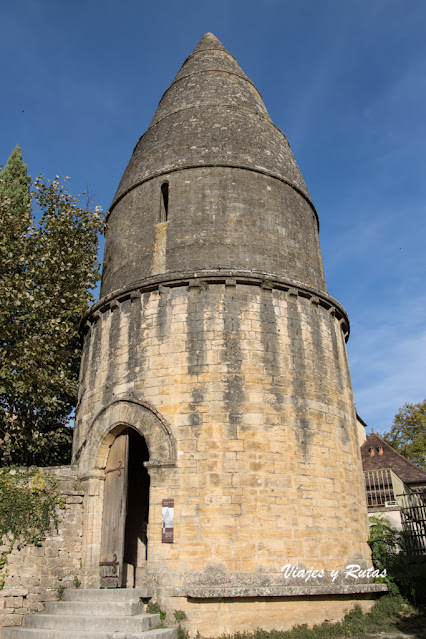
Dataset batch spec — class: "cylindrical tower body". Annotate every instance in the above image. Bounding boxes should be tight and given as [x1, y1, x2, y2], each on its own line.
[74, 33, 382, 634]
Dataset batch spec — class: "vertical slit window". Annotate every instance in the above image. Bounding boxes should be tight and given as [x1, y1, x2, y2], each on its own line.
[160, 182, 169, 222]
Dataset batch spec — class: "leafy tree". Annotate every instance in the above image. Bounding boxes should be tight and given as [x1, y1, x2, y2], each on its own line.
[383, 400, 426, 469]
[0, 145, 31, 218]
[0, 146, 104, 467]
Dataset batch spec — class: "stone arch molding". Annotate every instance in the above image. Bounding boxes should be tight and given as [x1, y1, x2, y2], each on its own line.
[78, 399, 177, 477]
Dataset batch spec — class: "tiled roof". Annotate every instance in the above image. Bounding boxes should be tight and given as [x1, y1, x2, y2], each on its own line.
[361, 433, 426, 485]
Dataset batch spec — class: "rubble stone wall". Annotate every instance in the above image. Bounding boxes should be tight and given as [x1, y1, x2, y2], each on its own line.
[0, 466, 83, 633]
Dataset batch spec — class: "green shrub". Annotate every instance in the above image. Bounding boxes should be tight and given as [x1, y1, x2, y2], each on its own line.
[0, 467, 63, 589]
[177, 625, 190, 639]
[146, 601, 167, 623]
[368, 515, 426, 603]
[174, 610, 188, 622]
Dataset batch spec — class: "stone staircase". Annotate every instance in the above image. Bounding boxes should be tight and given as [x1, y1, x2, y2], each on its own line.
[2, 588, 177, 639]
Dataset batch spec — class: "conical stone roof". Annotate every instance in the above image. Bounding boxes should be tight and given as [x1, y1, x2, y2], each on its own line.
[100, 33, 331, 300]
[111, 33, 312, 211]
[149, 32, 269, 125]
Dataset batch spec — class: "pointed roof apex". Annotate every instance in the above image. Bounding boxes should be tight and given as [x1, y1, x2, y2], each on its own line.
[148, 31, 270, 131]
[192, 32, 228, 55]
[361, 432, 426, 485]
[113, 34, 313, 219]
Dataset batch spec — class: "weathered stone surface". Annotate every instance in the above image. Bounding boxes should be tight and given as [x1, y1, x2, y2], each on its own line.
[0, 470, 83, 632]
[100, 31, 321, 298]
[102, 170, 323, 297]
[167, 594, 378, 636]
[180, 583, 388, 598]
[1, 590, 177, 639]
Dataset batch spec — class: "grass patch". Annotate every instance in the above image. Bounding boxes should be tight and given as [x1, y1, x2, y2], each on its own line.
[203, 595, 423, 639]
[146, 600, 167, 624]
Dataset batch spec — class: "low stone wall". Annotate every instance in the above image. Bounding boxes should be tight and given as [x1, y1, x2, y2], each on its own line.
[0, 466, 84, 633]
[168, 593, 380, 637]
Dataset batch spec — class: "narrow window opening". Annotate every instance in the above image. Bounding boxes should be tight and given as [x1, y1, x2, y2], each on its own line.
[160, 182, 169, 222]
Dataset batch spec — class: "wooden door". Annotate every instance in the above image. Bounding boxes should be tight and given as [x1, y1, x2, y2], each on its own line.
[99, 430, 129, 587]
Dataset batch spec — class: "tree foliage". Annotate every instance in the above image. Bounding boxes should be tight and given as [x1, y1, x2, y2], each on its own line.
[383, 400, 426, 469]
[0, 467, 64, 589]
[0, 146, 104, 467]
[369, 516, 426, 604]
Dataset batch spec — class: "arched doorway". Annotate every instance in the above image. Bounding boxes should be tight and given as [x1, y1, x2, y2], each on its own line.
[124, 429, 150, 583]
[76, 399, 176, 588]
[99, 427, 150, 588]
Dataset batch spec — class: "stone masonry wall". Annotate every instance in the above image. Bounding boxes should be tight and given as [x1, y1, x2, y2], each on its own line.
[102, 168, 325, 298]
[0, 466, 83, 633]
[74, 281, 371, 592]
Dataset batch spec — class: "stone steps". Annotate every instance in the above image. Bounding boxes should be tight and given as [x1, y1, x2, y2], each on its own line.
[2, 629, 176, 639]
[43, 600, 144, 616]
[63, 589, 152, 602]
[2, 589, 177, 639]
[23, 612, 160, 632]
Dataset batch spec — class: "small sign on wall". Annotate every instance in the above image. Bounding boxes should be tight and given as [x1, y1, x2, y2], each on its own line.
[162, 498, 174, 543]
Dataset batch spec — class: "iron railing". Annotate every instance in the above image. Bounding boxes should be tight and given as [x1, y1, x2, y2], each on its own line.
[364, 468, 407, 508]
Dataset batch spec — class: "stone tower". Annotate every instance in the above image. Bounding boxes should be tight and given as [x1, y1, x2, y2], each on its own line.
[73, 33, 384, 634]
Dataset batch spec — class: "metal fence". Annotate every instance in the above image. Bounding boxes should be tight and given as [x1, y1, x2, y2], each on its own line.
[398, 491, 426, 556]
[364, 469, 426, 556]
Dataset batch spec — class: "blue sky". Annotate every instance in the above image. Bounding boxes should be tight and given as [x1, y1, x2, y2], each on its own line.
[1, 0, 425, 434]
